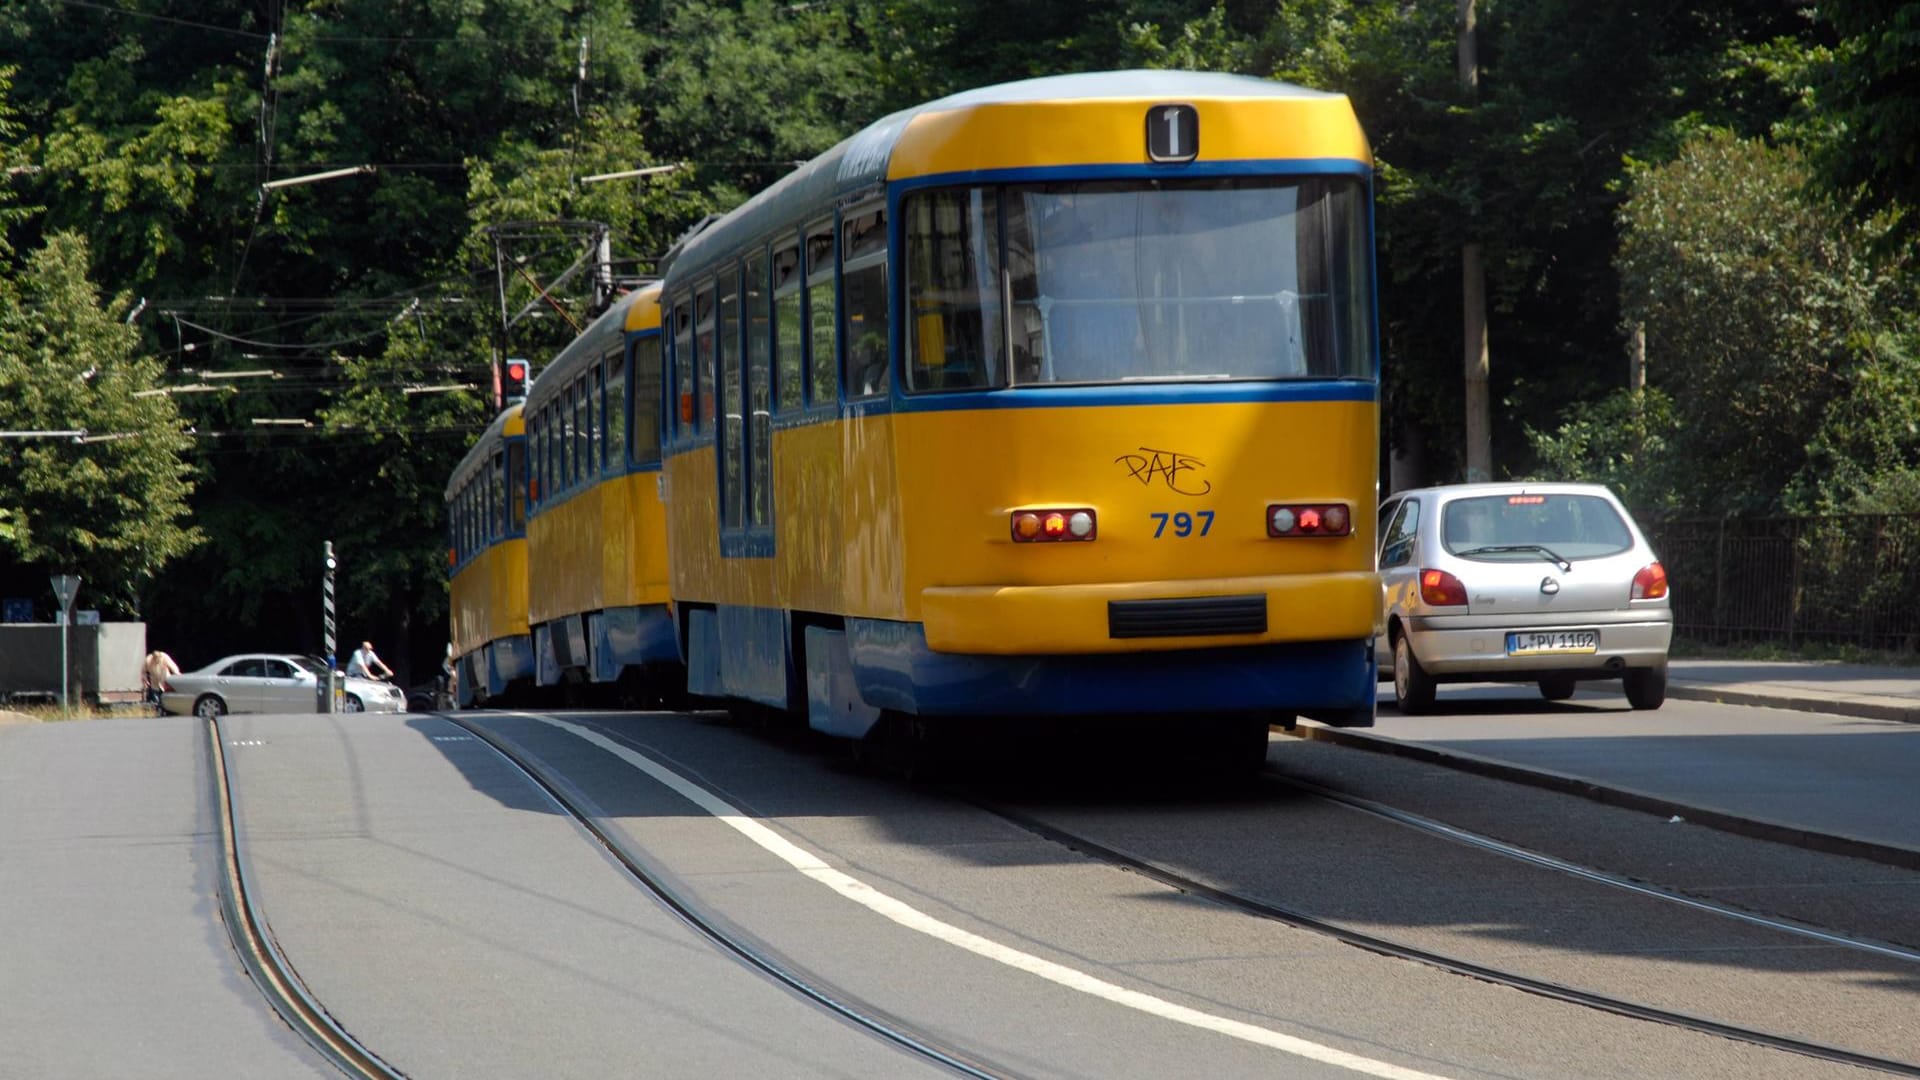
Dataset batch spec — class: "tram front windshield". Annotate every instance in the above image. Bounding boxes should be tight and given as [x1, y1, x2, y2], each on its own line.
[904, 177, 1373, 390]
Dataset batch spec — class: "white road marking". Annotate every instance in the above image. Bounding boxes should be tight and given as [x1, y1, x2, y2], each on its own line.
[531, 714, 1460, 1080]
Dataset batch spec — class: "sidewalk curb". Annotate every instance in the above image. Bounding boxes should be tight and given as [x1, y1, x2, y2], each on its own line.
[1286, 724, 1920, 872]
[1667, 683, 1920, 726]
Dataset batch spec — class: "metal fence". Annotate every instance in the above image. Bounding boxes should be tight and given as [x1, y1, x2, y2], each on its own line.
[1638, 514, 1920, 654]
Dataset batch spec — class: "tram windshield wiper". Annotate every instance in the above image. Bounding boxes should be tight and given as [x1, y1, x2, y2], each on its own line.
[1454, 543, 1572, 572]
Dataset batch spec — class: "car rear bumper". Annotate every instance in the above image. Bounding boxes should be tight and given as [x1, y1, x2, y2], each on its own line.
[1407, 616, 1672, 677]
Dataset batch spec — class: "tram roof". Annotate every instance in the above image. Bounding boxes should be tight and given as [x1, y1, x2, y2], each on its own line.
[664, 70, 1357, 286]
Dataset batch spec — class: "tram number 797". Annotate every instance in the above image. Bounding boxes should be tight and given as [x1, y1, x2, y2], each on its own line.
[1150, 511, 1214, 538]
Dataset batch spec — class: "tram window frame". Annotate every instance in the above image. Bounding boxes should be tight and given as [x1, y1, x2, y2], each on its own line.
[490, 449, 503, 540]
[508, 438, 527, 533]
[573, 372, 591, 487]
[606, 351, 628, 471]
[804, 220, 837, 408]
[671, 298, 694, 441]
[771, 237, 803, 416]
[904, 187, 1005, 392]
[527, 412, 539, 508]
[591, 360, 608, 474]
[553, 386, 568, 490]
[631, 334, 664, 466]
[743, 248, 772, 531]
[840, 203, 890, 401]
[539, 403, 554, 503]
[695, 284, 717, 435]
[718, 265, 744, 530]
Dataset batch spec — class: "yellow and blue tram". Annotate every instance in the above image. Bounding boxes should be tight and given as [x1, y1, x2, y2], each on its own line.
[519, 282, 679, 701]
[657, 70, 1382, 751]
[446, 403, 533, 705]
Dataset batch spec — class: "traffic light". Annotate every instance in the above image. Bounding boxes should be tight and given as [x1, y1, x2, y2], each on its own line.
[503, 358, 530, 403]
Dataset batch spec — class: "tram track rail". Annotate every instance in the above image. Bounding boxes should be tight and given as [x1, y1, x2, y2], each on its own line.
[1270, 771, 1920, 965]
[443, 713, 1018, 1080]
[969, 790, 1920, 1078]
[206, 716, 407, 1080]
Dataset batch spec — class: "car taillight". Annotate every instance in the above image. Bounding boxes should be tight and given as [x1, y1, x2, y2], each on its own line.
[1420, 568, 1468, 606]
[1012, 508, 1095, 543]
[1268, 502, 1351, 537]
[1632, 561, 1668, 600]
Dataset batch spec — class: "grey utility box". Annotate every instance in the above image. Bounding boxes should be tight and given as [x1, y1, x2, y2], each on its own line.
[0, 622, 147, 707]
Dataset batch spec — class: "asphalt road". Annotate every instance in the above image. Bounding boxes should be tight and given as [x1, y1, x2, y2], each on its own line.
[3, 701, 1915, 1080]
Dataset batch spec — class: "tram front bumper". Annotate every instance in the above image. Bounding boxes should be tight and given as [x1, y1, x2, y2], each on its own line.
[920, 572, 1380, 655]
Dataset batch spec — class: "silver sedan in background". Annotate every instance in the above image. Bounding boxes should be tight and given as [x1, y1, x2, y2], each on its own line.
[159, 653, 406, 718]
[1374, 482, 1673, 713]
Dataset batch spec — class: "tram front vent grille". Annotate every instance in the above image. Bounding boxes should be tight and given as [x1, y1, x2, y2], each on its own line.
[1107, 595, 1267, 639]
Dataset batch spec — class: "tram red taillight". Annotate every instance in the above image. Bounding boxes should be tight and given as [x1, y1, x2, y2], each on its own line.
[1267, 503, 1352, 538]
[1012, 508, 1096, 543]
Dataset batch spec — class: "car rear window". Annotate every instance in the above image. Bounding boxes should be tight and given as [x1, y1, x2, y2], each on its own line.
[1441, 493, 1634, 560]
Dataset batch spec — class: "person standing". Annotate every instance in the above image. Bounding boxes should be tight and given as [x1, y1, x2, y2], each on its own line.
[346, 640, 394, 681]
[143, 649, 180, 713]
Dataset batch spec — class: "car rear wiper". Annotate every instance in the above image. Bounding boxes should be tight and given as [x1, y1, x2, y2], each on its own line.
[1454, 543, 1572, 572]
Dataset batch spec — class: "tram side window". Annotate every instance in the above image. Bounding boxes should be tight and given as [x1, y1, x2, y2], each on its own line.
[718, 270, 744, 530]
[589, 364, 605, 473]
[605, 352, 627, 470]
[695, 286, 717, 431]
[526, 416, 538, 507]
[672, 299, 693, 437]
[841, 205, 889, 399]
[573, 374, 590, 486]
[490, 450, 503, 540]
[805, 222, 837, 406]
[560, 387, 575, 490]
[744, 251, 771, 529]
[772, 240, 804, 414]
[508, 439, 527, 532]
[540, 403, 556, 501]
[905, 189, 1003, 391]
[631, 336, 663, 466]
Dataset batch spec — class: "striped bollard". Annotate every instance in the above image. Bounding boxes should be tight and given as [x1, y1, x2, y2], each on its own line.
[321, 542, 338, 714]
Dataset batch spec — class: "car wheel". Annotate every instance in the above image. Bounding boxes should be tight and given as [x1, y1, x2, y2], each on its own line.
[193, 694, 226, 719]
[1393, 633, 1436, 714]
[343, 694, 364, 713]
[1623, 663, 1667, 710]
[1538, 676, 1577, 701]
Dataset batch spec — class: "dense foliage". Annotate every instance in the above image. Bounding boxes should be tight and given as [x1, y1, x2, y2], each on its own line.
[1, 1, 1915, 675]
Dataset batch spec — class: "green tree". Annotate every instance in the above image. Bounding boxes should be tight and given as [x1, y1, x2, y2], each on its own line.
[0, 231, 200, 615]
[1616, 131, 1906, 513]
[1811, 0, 1920, 255]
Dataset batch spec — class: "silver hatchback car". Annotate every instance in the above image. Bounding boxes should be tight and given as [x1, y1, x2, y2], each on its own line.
[1374, 483, 1673, 713]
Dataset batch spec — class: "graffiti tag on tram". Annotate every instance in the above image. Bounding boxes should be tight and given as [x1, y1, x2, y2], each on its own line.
[1115, 447, 1211, 497]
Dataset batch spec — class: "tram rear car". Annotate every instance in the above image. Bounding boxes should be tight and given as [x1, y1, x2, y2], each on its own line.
[522, 284, 680, 703]
[660, 71, 1382, 749]
[446, 405, 532, 706]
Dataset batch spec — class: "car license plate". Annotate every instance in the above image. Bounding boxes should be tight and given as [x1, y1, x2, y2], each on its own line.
[1507, 630, 1598, 656]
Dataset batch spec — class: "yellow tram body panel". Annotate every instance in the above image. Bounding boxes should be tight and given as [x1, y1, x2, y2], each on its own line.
[449, 538, 529, 657]
[526, 443, 673, 624]
[446, 404, 528, 662]
[667, 400, 1377, 653]
[896, 400, 1379, 653]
